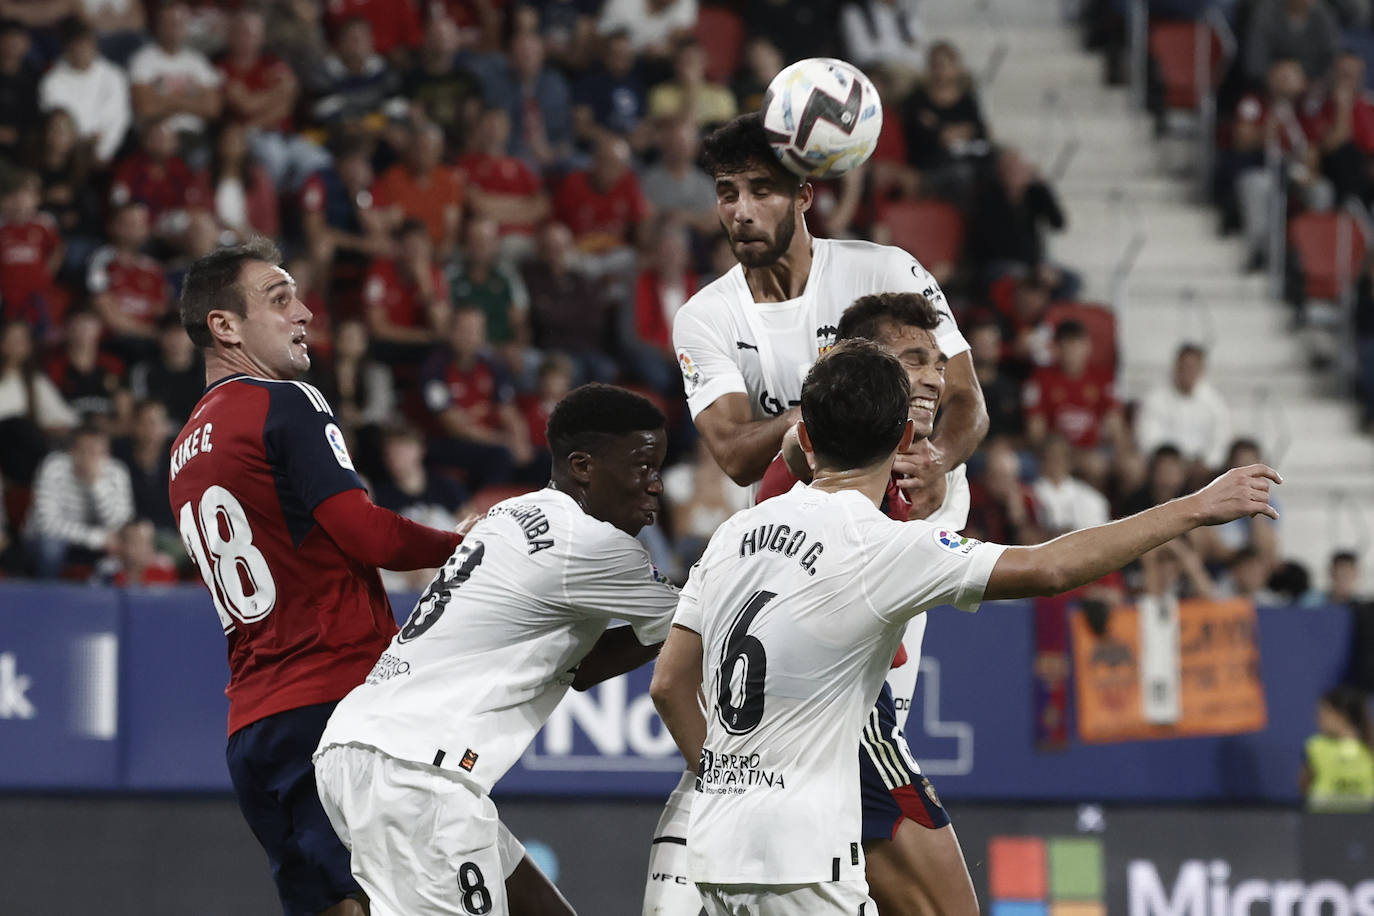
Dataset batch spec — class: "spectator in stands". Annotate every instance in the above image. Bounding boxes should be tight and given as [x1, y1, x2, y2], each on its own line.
[1218, 544, 1285, 603]
[901, 40, 989, 200]
[521, 221, 619, 384]
[420, 306, 533, 489]
[309, 318, 393, 479]
[128, 1, 222, 136]
[265, 0, 332, 96]
[1121, 444, 1189, 517]
[1140, 536, 1217, 600]
[968, 316, 1025, 440]
[372, 423, 469, 590]
[993, 272, 1054, 378]
[572, 29, 648, 149]
[743, 0, 841, 64]
[1244, 0, 1338, 85]
[299, 136, 391, 308]
[322, 0, 422, 63]
[401, 14, 482, 148]
[0, 320, 75, 485]
[93, 517, 179, 586]
[1023, 319, 1127, 485]
[1301, 686, 1374, 811]
[363, 218, 451, 361]
[840, 0, 924, 100]
[24, 422, 133, 579]
[458, 106, 550, 255]
[88, 202, 169, 346]
[647, 37, 737, 129]
[112, 398, 173, 536]
[129, 313, 201, 427]
[516, 352, 574, 460]
[663, 437, 750, 570]
[81, 0, 146, 66]
[1031, 432, 1111, 536]
[1305, 51, 1374, 203]
[965, 435, 1040, 545]
[640, 118, 718, 238]
[1135, 343, 1232, 481]
[1193, 437, 1281, 574]
[46, 308, 126, 421]
[598, 0, 697, 69]
[35, 17, 128, 166]
[445, 216, 529, 369]
[732, 36, 784, 114]
[374, 119, 465, 258]
[311, 16, 401, 128]
[479, 29, 574, 171]
[971, 146, 1073, 295]
[0, 18, 41, 161]
[0, 168, 62, 330]
[553, 132, 651, 275]
[1329, 550, 1365, 604]
[624, 217, 695, 395]
[218, 5, 329, 193]
[208, 121, 279, 239]
[31, 108, 102, 279]
[109, 116, 211, 249]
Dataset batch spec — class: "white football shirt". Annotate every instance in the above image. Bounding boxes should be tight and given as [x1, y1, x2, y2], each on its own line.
[675, 483, 1004, 885]
[317, 488, 679, 793]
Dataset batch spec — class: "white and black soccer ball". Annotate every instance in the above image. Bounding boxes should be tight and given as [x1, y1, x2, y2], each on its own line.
[761, 57, 883, 181]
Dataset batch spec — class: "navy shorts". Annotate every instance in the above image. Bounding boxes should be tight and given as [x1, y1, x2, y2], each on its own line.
[226, 701, 361, 916]
[858, 682, 951, 842]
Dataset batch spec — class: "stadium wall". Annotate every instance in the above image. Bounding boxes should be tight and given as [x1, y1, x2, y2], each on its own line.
[0, 583, 1351, 802]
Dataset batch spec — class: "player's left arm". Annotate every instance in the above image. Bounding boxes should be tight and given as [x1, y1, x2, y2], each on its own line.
[649, 623, 706, 768]
[571, 626, 661, 691]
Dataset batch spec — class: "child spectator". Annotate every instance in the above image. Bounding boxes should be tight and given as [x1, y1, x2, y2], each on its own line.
[24, 422, 133, 579]
[0, 168, 62, 329]
[88, 202, 170, 345]
[1300, 686, 1374, 812]
[94, 518, 179, 586]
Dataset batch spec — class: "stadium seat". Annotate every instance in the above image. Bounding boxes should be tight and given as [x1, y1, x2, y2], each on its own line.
[1288, 210, 1369, 302]
[694, 6, 745, 84]
[877, 199, 966, 276]
[1148, 19, 1226, 110]
[467, 484, 538, 516]
[1044, 301, 1118, 375]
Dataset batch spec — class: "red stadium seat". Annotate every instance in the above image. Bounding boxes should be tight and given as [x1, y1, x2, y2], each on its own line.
[694, 6, 745, 84]
[1148, 19, 1226, 110]
[466, 484, 538, 516]
[877, 199, 965, 276]
[1044, 301, 1118, 376]
[1288, 211, 1369, 302]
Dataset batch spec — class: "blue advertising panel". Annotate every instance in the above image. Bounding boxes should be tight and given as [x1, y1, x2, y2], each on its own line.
[0, 583, 122, 788]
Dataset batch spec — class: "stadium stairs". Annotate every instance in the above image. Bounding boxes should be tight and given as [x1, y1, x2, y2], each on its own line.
[923, 0, 1374, 581]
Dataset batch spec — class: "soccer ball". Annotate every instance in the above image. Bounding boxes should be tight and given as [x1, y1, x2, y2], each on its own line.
[761, 58, 883, 181]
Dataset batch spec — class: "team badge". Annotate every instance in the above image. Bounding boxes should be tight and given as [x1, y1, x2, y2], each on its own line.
[459, 748, 479, 771]
[933, 529, 980, 554]
[921, 776, 942, 809]
[678, 350, 702, 393]
[324, 423, 355, 470]
[816, 324, 839, 356]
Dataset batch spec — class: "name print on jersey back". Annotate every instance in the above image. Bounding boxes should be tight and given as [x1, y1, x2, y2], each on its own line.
[738, 523, 825, 575]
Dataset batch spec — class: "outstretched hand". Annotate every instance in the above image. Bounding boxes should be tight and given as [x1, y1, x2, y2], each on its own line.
[1190, 464, 1282, 526]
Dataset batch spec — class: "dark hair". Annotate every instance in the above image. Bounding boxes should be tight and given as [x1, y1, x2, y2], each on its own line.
[1267, 560, 1310, 604]
[1177, 342, 1205, 360]
[546, 384, 666, 464]
[801, 339, 910, 470]
[0, 166, 39, 195]
[1321, 686, 1374, 749]
[179, 237, 282, 349]
[701, 112, 798, 187]
[382, 424, 423, 446]
[838, 292, 943, 343]
[1229, 545, 1261, 568]
[1333, 551, 1359, 567]
[0, 18, 25, 36]
[71, 418, 108, 443]
[57, 15, 94, 46]
[1226, 437, 1261, 466]
[396, 217, 429, 241]
[1149, 443, 1183, 465]
[1054, 319, 1088, 343]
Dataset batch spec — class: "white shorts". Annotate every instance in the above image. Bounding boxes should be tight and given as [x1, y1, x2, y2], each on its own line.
[697, 880, 869, 916]
[644, 770, 705, 916]
[314, 743, 523, 916]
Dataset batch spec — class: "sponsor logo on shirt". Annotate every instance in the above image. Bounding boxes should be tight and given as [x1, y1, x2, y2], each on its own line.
[324, 423, 355, 470]
[933, 529, 981, 555]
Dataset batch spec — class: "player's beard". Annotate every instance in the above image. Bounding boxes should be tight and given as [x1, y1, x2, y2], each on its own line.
[729, 206, 797, 268]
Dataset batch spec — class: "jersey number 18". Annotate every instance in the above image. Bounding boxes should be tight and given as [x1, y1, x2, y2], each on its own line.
[178, 486, 278, 631]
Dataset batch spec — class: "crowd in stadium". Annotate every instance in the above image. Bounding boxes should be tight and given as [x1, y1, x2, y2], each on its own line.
[0, 0, 1360, 608]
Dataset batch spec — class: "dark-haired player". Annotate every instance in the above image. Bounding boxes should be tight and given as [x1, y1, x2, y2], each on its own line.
[652, 340, 1280, 915]
[314, 383, 681, 916]
[167, 239, 547, 916]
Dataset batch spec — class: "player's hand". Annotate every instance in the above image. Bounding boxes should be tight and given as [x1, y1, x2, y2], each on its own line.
[892, 439, 947, 520]
[1188, 464, 1281, 526]
[454, 513, 483, 538]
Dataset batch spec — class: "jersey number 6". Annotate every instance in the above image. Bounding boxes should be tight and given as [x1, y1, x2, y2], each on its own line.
[715, 590, 776, 735]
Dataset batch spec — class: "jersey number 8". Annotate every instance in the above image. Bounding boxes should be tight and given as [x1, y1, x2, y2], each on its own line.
[715, 590, 776, 735]
[178, 486, 277, 631]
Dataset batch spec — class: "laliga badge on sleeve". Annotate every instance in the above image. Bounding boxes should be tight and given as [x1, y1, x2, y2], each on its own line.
[324, 423, 355, 471]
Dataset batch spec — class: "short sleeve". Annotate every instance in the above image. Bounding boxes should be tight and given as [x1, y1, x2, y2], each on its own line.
[863, 520, 1007, 622]
[566, 529, 680, 645]
[261, 381, 365, 512]
[672, 296, 748, 419]
[886, 250, 970, 359]
[671, 559, 704, 634]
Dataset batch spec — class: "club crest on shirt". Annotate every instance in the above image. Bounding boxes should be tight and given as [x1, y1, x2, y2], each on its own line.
[324, 423, 355, 470]
[816, 324, 839, 356]
[678, 349, 702, 393]
[933, 529, 980, 555]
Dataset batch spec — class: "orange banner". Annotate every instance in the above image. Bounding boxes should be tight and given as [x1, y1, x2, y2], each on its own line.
[1072, 598, 1267, 743]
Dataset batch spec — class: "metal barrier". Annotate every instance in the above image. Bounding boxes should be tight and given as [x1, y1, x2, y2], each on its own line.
[1040, 87, 1081, 183]
[1108, 187, 1146, 315]
[973, 0, 1010, 88]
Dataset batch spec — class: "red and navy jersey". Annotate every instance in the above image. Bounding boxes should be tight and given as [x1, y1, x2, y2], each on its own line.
[168, 374, 397, 735]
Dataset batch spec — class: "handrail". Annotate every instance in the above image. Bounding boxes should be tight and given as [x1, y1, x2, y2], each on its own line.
[1327, 488, 1373, 558]
[1250, 385, 1293, 467]
[973, 0, 1009, 88]
[1128, 0, 1148, 111]
[1040, 88, 1081, 182]
[1194, 9, 1238, 199]
[1264, 138, 1289, 301]
[1176, 286, 1218, 349]
[1108, 188, 1146, 315]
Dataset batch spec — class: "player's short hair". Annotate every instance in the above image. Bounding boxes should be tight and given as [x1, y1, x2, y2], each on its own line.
[801, 339, 910, 470]
[179, 237, 283, 349]
[838, 292, 943, 343]
[546, 384, 666, 464]
[702, 112, 799, 188]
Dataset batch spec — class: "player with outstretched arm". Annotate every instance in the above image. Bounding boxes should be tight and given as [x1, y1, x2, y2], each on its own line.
[651, 340, 1280, 916]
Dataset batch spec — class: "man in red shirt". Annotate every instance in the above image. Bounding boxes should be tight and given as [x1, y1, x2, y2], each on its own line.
[362, 218, 450, 363]
[553, 132, 650, 275]
[1023, 319, 1127, 486]
[0, 168, 62, 327]
[323, 0, 422, 61]
[1305, 50, 1374, 202]
[109, 116, 210, 247]
[459, 105, 550, 253]
[88, 202, 169, 343]
[168, 239, 466, 916]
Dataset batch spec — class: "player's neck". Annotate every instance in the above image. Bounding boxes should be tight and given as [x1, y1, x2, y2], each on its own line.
[808, 461, 891, 508]
[742, 231, 813, 303]
[203, 349, 293, 386]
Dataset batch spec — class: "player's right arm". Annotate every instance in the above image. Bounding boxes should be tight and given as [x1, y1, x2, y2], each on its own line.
[984, 465, 1280, 600]
[650, 623, 706, 769]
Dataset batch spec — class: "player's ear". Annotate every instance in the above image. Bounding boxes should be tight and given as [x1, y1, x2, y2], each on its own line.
[566, 450, 593, 486]
[897, 418, 915, 453]
[797, 181, 813, 213]
[206, 308, 242, 347]
[796, 420, 814, 455]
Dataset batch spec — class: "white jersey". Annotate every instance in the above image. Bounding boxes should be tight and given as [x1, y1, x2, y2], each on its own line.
[317, 488, 679, 793]
[675, 484, 1005, 886]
